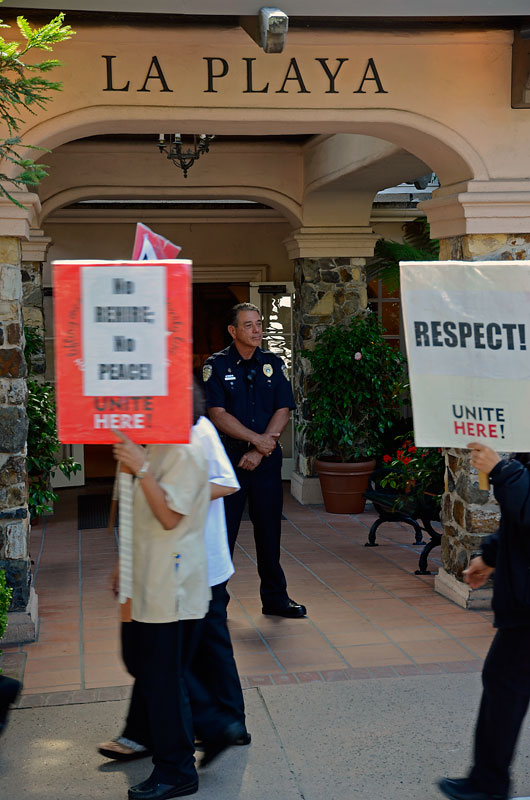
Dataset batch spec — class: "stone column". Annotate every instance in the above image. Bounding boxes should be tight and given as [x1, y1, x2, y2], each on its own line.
[284, 227, 378, 504]
[432, 233, 530, 607]
[0, 192, 41, 642]
[21, 230, 52, 375]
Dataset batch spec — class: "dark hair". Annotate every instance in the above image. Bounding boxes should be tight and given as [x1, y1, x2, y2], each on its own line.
[193, 377, 205, 425]
[228, 303, 260, 327]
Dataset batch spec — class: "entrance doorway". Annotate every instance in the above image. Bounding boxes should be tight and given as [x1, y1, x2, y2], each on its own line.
[192, 283, 249, 374]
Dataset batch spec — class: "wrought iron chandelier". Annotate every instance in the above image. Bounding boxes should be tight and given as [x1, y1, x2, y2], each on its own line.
[157, 133, 215, 178]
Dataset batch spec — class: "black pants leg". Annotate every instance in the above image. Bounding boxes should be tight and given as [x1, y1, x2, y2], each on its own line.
[121, 622, 151, 748]
[224, 446, 288, 608]
[224, 466, 249, 557]
[186, 582, 246, 740]
[247, 447, 288, 607]
[120, 620, 197, 785]
[469, 627, 530, 796]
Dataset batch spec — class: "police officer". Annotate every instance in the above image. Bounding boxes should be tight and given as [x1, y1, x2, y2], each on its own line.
[202, 302, 306, 618]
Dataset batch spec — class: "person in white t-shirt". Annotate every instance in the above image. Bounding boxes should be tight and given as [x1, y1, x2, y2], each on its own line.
[189, 415, 250, 767]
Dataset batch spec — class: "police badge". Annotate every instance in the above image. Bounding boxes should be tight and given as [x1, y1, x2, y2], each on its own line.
[263, 363, 273, 378]
[202, 364, 212, 382]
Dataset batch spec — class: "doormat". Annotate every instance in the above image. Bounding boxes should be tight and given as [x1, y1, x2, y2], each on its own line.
[77, 494, 116, 530]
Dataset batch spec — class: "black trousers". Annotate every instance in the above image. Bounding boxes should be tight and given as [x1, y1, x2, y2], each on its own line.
[224, 445, 288, 607]
[121, 619, 198, 785]
[469, 626, 530, 796]
[186, 582, 246, 740]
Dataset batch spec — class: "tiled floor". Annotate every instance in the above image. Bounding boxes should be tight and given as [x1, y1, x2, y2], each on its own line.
[1, 485, 494, 703]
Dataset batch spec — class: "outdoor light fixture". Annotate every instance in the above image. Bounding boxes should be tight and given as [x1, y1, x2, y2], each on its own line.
[157, 133, 215, 178]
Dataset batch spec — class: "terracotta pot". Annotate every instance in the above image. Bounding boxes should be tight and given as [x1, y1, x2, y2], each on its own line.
[315, 458, 377, 514]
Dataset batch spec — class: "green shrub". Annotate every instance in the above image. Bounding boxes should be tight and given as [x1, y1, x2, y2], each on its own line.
[24, 326, 81, 517]
[0, 570, 12, 666]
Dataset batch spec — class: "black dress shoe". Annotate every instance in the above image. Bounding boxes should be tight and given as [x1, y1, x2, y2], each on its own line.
[438, 777, 507, 800]
[195, 730, 251, 750]
[262, 599, 307, 618]
[128, 775, 198, 800]
[200, 722, 247, 768]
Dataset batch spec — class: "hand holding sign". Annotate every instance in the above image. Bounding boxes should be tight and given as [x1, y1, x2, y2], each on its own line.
[112, 429, 146, 475]
[467, 442, 502, 475]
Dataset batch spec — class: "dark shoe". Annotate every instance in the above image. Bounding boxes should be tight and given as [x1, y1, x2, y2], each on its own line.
[438, 777, 507, 800]
[0, 676, 21, 737]
[195, 730, 251, 750]
[262, 599, 307, 618]
[128, 775, 198, 800]
[98, 737, 151, 761]
[200, 722, 247, 768]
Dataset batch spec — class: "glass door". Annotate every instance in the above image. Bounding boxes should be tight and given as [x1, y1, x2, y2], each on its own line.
[250, 282, 295, 480]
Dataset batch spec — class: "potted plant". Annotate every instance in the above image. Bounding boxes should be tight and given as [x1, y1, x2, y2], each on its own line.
[24, 326, 81, 520]
[302, 312, 407, 513]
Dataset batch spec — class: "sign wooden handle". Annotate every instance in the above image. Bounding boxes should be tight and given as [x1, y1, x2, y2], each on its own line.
[120, 597, 132, 623]
[478, 470, 490, 491]
[107, 497, 118, 534]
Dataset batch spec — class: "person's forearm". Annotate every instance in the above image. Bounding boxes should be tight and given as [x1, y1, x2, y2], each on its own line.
[138, 472, 183, 530]
[264, 408, 290, 438]
[209, 408, 260, 445]
[210, 482, 238, 500]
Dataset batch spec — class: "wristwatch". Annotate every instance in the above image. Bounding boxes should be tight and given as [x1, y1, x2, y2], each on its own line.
[136, 459, 150, 480]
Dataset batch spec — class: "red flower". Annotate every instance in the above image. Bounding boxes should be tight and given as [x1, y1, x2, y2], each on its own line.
[408, 446, 417, 454]
[403, 457, 411, 465]
[383, 454, 392, 463]
[397, 450, 403, 459]
[421, 453, 426, 459]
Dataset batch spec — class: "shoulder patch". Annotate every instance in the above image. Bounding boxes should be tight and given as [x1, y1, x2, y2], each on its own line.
[263, 363, 273, 378]
[281, 363, 290, 381]
[202, 364, 212, 382]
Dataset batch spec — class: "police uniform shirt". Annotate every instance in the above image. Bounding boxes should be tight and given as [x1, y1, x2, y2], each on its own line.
[202, 343, 295, 435]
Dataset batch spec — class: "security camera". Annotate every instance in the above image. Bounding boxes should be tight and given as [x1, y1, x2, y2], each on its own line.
[259, 7, 289, 54]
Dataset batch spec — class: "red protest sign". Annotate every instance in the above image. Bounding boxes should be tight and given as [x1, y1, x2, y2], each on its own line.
[132, 223, 181, 261]
[53, 259, 192, 444]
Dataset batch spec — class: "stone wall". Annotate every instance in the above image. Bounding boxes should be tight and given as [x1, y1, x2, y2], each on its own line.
[442, 448, 499, 579]
[20, 253, 45, 374]
[292, 256, 368, 477]
[0, 238, 30, 611]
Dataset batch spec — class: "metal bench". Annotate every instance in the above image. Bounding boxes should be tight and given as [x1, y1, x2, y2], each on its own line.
[363, 477, 442, 575]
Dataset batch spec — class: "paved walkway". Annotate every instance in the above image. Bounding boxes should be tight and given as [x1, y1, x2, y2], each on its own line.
[1, 485, 494, 705]
[4, 675, 530, 800]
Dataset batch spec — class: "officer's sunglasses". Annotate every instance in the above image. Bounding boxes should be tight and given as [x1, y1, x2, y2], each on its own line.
[246, 368, 257, 385]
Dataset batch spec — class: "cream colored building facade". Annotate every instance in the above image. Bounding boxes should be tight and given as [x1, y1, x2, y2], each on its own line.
[2, 2, 530, 629]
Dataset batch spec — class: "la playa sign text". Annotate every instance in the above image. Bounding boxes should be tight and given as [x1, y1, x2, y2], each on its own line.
[102, 55, 388, 95]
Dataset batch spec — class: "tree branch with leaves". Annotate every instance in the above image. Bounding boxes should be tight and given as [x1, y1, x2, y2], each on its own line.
[0, 7, 74, 205]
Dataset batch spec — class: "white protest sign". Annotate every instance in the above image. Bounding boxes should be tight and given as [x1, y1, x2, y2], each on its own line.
[81, 264, 167, 397]
[400, 261, 530, 451]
